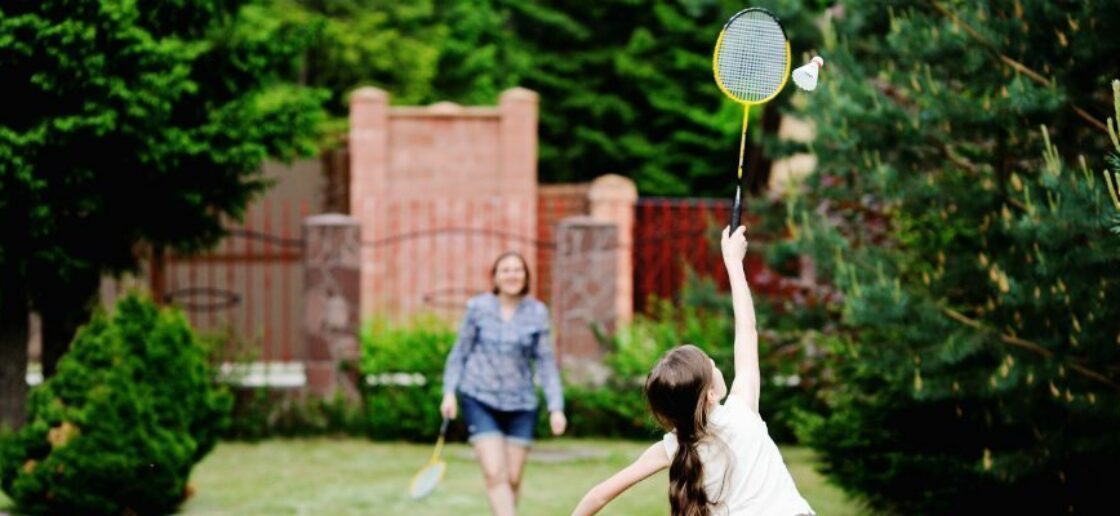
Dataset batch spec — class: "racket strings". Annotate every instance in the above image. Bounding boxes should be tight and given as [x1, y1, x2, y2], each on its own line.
[716, 11, 788, 102]
[410, 462, 446, 499]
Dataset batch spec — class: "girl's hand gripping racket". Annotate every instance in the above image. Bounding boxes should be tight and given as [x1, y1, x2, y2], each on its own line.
[713, 8, 791, 230]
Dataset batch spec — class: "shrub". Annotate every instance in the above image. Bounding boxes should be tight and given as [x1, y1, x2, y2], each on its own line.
[360, 315, 460, 442]
[354, 282, 828, 444]
[0, 295, 231, 515]
[221, 388, 365, 441]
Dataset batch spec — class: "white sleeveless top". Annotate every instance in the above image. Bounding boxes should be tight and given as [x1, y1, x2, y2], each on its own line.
[662, 395, 815, 515]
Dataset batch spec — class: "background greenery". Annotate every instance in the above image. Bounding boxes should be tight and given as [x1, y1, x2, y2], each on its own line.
[767, 1, 1120, 512]
[0, 296, 231, 515]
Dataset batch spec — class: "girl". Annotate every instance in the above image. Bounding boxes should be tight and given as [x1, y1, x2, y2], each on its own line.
[573, 226, 814, 516]
[441, 251, 567, 516]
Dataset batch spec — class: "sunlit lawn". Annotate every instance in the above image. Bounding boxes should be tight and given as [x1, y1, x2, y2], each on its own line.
[1, 438, 865, 515]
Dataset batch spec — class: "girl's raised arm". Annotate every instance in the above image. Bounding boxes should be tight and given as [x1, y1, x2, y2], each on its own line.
[722, 225, 760, 412]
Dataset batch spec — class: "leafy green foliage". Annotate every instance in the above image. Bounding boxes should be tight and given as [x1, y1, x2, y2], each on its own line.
[0, 0, 327, 267]
[360, 316, 459, 441]
[273, 0, 442, 115]
[369, 273, 824, 443]
[223, 389, 364, 441]
[267, 0, 824, 194]
[0, 0, 328, 422]
[0, 295, 231, 515]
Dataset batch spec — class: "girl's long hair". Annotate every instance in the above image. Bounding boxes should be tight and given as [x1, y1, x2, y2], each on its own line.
[645, 345, 715, 516]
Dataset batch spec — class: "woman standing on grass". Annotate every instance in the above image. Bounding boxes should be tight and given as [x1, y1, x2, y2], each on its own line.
[440, 251, 567, 516]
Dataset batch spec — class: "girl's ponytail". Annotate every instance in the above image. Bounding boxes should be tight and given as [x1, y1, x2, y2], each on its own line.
[669, 430, 711, 515]
[646, 345, 717, 516]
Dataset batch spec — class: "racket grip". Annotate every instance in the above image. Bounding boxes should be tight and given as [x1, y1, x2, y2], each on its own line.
[729, 185, 743, 232]
[439, 417, 450, 436]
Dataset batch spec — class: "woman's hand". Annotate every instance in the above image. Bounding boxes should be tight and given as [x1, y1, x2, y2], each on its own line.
[550, 411, 568, 436]
[721, 225, 748, 264]
[440, 393, 458, 420]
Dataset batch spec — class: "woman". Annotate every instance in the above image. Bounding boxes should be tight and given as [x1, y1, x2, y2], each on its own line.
[441, 251, 567, 516]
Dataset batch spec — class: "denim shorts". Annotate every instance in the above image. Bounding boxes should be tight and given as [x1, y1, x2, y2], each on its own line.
[459, 392, 538, 447]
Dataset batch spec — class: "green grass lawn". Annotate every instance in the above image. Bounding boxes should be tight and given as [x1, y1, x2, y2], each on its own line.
[1, 438, 864, 515]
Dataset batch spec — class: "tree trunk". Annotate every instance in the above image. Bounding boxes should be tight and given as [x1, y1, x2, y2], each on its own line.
[40, 307, 88, 379]
[38, 271, 100, 378]
[322, 144, 350, 214]
[0, 260, 30, 430]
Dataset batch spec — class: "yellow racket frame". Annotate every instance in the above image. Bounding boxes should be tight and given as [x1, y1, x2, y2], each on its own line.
[712, 33, 792, 108]
[409, 419, 449, 499]
[712, 10, 792, 182]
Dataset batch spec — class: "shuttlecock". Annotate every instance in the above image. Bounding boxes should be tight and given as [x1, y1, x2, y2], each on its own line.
[792, 56, 824, 91]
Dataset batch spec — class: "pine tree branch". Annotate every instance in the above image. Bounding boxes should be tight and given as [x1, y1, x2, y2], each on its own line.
[936, 142, 1032, 211]
[869, 78, 1026, 209]
[940, 143, 981, 173]
[1106, 170, 1120, 211]
[941, 307, 1120, 391]
[866, 90, 1027, 215]
[927, 0, 1108, 132]
[870, 78, 916, 109]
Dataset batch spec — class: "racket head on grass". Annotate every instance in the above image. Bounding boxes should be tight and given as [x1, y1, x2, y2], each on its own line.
[409, 417, 451, 500]
[409, 461, 447, 500]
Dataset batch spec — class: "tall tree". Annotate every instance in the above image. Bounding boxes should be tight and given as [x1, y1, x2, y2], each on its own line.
[782, 1, 1120, 512]
[274, 0, 442, 116]
[468, 0, 823, 195]
[0, 0, 325, 428]
[283, 0, 825, 195]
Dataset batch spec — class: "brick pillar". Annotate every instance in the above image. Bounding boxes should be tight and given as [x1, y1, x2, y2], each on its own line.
[349, 87, 388, 318]
[588, 174, 637, 325]
[303, 214, 362, 400]
[499, 88, 538, 189]
[500, 88, 540, 292]
[551, 217, 617, 367]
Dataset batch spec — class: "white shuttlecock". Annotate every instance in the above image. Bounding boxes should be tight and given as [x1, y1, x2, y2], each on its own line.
[792, 56, 824, 91]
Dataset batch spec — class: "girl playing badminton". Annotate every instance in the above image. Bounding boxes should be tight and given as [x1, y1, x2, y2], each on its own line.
[573, 226, 813, 516]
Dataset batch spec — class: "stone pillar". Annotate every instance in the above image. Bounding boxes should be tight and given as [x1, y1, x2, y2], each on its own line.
[551, 217, 618, 367]
[349, 87, 389, 318]
[588, 174, 637, 324]
[303, 214, 362, 400]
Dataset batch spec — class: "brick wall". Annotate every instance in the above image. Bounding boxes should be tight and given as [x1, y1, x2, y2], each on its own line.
[350, 88, 540, 321]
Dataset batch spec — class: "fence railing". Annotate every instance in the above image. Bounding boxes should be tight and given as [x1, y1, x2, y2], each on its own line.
[138, 195, 800, 373]
[161, 199, 309, 363]
[633, 198, 793, 313]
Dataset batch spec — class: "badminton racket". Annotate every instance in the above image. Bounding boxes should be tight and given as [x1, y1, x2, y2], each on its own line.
[409, 417, 450, 500]
[713, 8, 791, 230]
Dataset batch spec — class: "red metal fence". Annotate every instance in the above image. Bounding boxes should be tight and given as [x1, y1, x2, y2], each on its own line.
[632, 198, 788, 313]
[143, 194, 794, 364]
[537, 184, 591, 303]
[159, 199, 308, 363]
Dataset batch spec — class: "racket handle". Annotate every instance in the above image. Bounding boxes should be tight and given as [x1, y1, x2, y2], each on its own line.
[729, 184, 743, 231]
[439, 417, 450, 436]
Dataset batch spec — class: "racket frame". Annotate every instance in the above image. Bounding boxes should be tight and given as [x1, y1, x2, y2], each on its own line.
[409, 417, 451, 499]
[712, 7, 792, 231]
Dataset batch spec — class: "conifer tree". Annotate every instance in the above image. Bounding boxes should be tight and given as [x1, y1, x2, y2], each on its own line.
[784, 1, 1120, 512]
